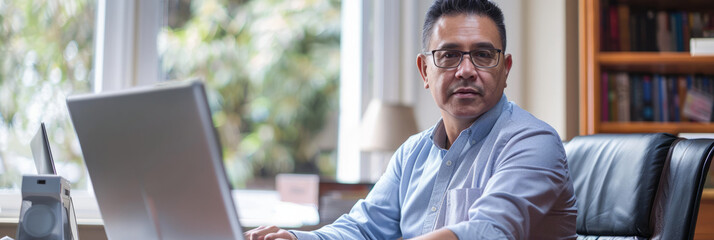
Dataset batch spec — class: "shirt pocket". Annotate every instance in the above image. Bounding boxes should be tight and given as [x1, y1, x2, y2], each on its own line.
[433, 187, 484, 230]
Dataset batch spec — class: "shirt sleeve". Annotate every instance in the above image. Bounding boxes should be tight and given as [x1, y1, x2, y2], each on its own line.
[291, 139, 412, 240]
[446, 126, 571, 240]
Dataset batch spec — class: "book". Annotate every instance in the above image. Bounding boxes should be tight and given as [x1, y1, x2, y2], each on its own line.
[642, 75, 654, 121]
[669, 76, 680, 122]
[602, 72, 609, 121]
[672, 13, 682, 51]
[618, 5, 631, 51]
[616, 72, 630, 122]
[604, 72, 714, 123]
[630, 11, 638, 51]
[653, 74, 661, 122]
[691, 12, 704, 38]
[604, 6, 712, 53]
[609, 72, 619, 121]
[600, 0, 611, 51]
[679, 75, 689, 122]
[659, 74, 669, 122]
[691, 38, 714, 56]
[640, 11, 649, 51]
[682, 12, 691, 52]
[631, 74, 643, 121]
[683, 89, 713, 122]
[645, 11, 657, 51]
[609, 6, 620, 51]
[657, 11, 673, 52]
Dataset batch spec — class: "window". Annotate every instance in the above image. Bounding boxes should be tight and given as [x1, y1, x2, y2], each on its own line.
[0, 0, 99, 222]
[160, 0, 341, 188]
[0, 0, 96, 191]
[0, 0, 417, 226]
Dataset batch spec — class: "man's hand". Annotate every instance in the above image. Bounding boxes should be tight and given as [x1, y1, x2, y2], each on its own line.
[408, 228, 458, 240]
[244, 225, 298, 240]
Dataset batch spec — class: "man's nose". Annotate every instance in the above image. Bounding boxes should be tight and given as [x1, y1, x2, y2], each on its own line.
[455, 54, 477, 80]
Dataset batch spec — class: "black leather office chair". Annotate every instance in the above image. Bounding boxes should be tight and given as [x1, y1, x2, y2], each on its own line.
[564, 133, 714, 240]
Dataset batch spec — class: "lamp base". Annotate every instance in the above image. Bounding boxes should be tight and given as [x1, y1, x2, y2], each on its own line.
[360, 152, 392, 183]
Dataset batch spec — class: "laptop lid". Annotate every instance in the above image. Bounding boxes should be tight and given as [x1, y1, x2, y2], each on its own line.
[30, 122, 57, 175]
[66, 80, 244, 240]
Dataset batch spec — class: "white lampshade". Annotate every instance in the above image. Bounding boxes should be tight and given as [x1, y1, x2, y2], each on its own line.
[360, 99, 419, 152]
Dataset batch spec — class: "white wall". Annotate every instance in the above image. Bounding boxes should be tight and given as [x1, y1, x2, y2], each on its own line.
[413, 1, 442, 130]
[520, 0, 579, 140]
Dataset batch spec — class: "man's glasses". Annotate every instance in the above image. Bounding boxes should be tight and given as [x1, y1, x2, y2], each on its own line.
[423, 49, 502, 69]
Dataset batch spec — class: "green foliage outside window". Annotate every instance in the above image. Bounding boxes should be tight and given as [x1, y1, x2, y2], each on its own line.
[0, 0, 339, 190]
[0, 0, 95, 189]
[160, 0, 341, 187]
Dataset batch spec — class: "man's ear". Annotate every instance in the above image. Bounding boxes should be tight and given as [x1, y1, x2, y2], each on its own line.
[503, 53, 513, 88]
[416, 54, 430, 89]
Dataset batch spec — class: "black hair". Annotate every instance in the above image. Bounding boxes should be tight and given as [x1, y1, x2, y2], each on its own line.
[422, 0, 507, 52]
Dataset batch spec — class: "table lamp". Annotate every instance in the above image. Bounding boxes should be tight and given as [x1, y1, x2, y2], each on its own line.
[359, 99, 419, 180]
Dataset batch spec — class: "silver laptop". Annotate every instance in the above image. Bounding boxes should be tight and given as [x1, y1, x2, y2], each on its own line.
[30, 122, 57, 175]
[66, 80, 244, 240]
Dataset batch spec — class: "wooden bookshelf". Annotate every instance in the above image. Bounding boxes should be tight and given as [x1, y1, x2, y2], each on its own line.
[600, 53, 714, 74]
[697, 189, 714, 239]
[599, 122, 714, 134]
[580, 0, 714, 238]
[580, 0, 714, 136]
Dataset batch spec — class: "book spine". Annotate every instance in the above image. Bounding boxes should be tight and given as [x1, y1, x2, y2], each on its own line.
[611, 5, 713, 53]
[631, 12, 639, 51]
[669, 75, 680, 121]
[602, 72, 609, 121]
[616, 72, 630, 122]
[682, 12, 691, 52]
[679, 75, 689, 122]
[631, 74, 643, 121]
[619, 5, 631, 51]
[657, 11, 672, 52]
[646, 11, 657, 51]
[653, 74, 661, 122]
[610, 73, 619, 121]
[692, 12, 703, 38]
[643, 75, 654, 121]
[671, 14, 679, 51]
[660, 74, 669, 122]
[609, 6, 621, 51]
[601, 0, 611, 51]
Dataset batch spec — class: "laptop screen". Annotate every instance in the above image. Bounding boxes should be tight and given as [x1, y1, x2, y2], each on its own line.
[30, 122, 57, 175]
[67, 80, 244, 239]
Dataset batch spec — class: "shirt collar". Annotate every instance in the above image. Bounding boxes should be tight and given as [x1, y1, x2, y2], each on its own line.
[430, 94, 508, 149]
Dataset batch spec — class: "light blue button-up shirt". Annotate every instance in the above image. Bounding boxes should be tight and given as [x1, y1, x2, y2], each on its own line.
[292, 95, 577, 239]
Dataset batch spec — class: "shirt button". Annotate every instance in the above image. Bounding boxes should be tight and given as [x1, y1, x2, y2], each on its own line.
[431, 207, 437, 212]
[446, 161, 453, 166]
[471, 140, 476, 145]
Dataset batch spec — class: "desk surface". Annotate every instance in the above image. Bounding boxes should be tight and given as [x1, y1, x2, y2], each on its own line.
[0, 189, 320, 228]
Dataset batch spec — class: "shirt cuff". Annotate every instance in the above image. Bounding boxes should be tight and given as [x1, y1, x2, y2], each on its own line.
[445, 220, 510, 240]
[289, 230, 321, 240]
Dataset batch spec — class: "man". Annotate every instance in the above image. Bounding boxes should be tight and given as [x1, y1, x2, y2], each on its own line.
[245, 0, 577, 239]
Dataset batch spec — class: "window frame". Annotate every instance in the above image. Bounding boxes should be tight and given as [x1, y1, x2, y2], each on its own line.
[0, 0, 422, 225]
[0, 0, 162, 224]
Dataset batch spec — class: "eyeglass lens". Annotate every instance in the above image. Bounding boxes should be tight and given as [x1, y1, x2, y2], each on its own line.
[433, 49, 499, 68]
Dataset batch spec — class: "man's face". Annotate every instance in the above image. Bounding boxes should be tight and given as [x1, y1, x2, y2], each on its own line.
[417, 14, 512, 123]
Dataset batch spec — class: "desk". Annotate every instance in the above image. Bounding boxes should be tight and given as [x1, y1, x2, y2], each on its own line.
[0, 189, 321, 239]
[234, 190, 319, 228]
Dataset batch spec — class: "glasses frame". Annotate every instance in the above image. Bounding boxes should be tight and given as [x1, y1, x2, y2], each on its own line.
[423, 49, 503, 69]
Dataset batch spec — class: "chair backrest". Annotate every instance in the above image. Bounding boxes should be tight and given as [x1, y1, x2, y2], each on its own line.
[651, 139, 714, 240]
[564, 133, 713, 240]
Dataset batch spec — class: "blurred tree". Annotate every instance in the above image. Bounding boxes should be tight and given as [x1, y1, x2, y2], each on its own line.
[160, 0, 341, 187]
[0, 0, 95, 189]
